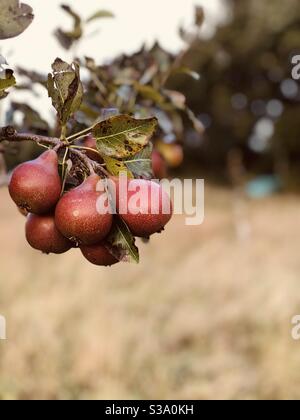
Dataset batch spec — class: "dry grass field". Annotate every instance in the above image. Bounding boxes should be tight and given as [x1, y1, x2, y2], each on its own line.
[1, 184, 300, 400]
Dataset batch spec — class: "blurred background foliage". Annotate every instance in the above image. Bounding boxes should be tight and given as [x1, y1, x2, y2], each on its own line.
[3, 0, 300, 187]
[169, 0, 300, 188]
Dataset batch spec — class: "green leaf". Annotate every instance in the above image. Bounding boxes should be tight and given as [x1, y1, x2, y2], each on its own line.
[134, 83, 165, 105]
[0, 69, 16, 100]
[93, 115, 157, 159]
[103, 156, 134, 178]
[0, 0, 34, 40]
[54, 4, 82, 50]
[125, 143, 153, 179]
[106, 217, 139, 264]
[170, 67, 200, 81]
[86, 10, 115, 23]
[47, 58, 83, 126]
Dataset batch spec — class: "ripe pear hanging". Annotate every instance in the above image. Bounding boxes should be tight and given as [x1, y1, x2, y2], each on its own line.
[9, 150, 62, 215]
[83, 135, 103, 163]
[115, 179, 173, 238]
[152, 150, 167, 179]
[55, 174, 113, 245]
[26, 214, 73, 254]
[81, 242, 119, 266]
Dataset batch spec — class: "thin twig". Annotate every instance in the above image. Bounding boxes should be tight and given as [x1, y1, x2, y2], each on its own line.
[66, 126, 95, 143]
[69, 145, 103, 158]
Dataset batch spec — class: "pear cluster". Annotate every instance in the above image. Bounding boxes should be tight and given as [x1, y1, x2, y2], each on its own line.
[8, 149, 173, 266]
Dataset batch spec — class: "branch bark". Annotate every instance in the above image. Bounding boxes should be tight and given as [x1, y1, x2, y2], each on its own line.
[0, 126, 110, 180]
[0, 126, 60, 147]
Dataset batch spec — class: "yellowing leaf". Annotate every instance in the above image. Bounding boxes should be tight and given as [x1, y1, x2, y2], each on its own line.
[103, 156, 134, 178]
[93, 115, 157, 159]
[0, 68, 16, 99]
[0, 0, 34, 40]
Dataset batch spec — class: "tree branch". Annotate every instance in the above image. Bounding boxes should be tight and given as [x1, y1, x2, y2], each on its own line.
[70, 148, 96, 175]
[0, 126, 60, 147]
[70, 148, 110, 177]
[0, 126, 111, 182]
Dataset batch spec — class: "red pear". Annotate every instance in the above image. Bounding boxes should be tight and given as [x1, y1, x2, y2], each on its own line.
[115, 179, 173, 237]
[81, 242, 119, 266]
[158, 143, 184, 168]
[83, 135, 103, 163]
[9, 150, 61, 214]
[55, 174, 113, 245]
[26, 214, 73, 254]
[152, 150, 167, 179]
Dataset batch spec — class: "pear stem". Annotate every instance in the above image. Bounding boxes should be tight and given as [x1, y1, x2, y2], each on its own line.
[66, 126, 95, 143]
[69, 145, 103, 158]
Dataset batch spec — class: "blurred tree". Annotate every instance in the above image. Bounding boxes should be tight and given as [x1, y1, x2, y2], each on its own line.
[170, 0, 300, 186]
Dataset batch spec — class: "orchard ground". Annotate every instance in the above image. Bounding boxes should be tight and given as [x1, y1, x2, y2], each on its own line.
[1, 184, 300, 400]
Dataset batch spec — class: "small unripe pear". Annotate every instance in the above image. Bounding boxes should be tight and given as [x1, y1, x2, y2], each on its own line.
[26, 214, 73, 254]
[115, 179, 173, 237]
[55, 175, 113, 245]
[81, 242, 119, 266]
[9, 150, 62, 215]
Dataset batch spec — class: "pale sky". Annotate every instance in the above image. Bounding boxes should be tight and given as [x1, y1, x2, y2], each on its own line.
[1, 0, 227, 71]
[0, 0, 227, 121]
